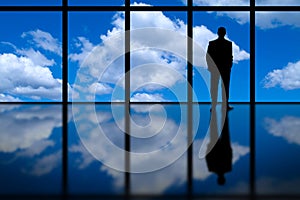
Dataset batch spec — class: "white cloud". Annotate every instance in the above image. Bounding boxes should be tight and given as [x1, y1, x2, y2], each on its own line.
[22, 29, 62, 55]
[70, 6, 249, 100]
[1, 29, 63, 101]
[131, 154, 187, 194]
[131, 139, 249, 194]
[88, 82, 113, 95]
[2, 39, 58, 67]
[17, 140, 55, 158]
[131, 104, 166, 113]
[22, 151, 61, 176]
[256, 12, 300, 29]
[16, 48, 56, 67]
[193, 25, 249, 66]
[0, 105, 62, 153]
[193, 0, 248, 6]
[192, 1, 300, 29]
[0, 105, 63, 176]
[231, 142, 250, 163]
[0, 105, 21, 112]
[222, 12, 300, 30]
[192, 0, 300, 8]
[262, 60, 300, 90]
[264, 116, 300, 145]
[69, 144, 96, 170]
[0, 93, 21, 102]
[131, 93, 166, 102]
[0, 53, 62, 100]
[194, 140, 249, 181]
[69, 36, 95, 65]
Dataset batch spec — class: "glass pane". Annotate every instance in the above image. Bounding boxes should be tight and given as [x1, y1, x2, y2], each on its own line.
[256, 105, 300, 194]
[131, 0, 186, 6]
[69, 12, 125, 102]
[69, 104, 124, 194]
[0, 0, 61, 6]
[193, 12, 250, 102]
[130, 12, 187, 102]
[193, 105, 250, 194]
[256, 0, 300, 6]
[193, 0, 249, 6]
[69, 0, 124, 6]
[0, 104, 62, 194]
[0, 12, 62, 102]
[256, 12, 300, 102]
[130, 104, 187, 194]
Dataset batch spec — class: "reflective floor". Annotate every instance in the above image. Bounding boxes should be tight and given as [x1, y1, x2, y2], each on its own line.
[0, 103, 300, 199]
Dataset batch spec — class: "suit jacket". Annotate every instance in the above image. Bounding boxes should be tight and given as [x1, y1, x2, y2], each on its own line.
[206, 38, 233, 74]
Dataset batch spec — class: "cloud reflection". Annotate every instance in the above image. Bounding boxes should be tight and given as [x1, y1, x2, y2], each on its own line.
[71, 104, 249, 193]
[264, 116, 300, 145]
[0, 105, 62, 176]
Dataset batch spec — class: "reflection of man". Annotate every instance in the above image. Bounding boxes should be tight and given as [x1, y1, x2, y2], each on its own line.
[205, 108, 232, 185]
[206, 27, 233, 110]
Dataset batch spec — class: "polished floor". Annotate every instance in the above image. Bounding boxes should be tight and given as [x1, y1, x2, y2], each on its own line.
[0, 103, 300, 199]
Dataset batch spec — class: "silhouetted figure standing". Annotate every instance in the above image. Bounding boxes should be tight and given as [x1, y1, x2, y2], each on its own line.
[206, 27, 233, 110]
[205, 108, 232, 185]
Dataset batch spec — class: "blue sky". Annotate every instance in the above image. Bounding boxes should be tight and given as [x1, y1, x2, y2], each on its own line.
[0, 1, 300, 102]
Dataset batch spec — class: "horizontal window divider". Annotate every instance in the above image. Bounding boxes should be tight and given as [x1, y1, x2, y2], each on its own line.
[0, 102, 299, 104]
[0, 6, 64, 11]
[0, 102, 64, 105]
[1, 6, 299, 12]
[255, 6, 300, 11]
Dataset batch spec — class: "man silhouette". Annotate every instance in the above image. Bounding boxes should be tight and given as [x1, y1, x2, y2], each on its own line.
[205, 108, 232, 185]
[206, 27, 233, 110]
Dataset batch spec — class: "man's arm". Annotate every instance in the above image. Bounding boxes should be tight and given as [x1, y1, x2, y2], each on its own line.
[206, 42, 215, 72]
[229, 42, 233, 68]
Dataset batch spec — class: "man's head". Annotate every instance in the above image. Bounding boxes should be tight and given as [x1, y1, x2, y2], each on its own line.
[217, 27, 226, 38]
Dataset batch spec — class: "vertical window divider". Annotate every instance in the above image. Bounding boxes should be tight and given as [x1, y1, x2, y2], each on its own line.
[62, 0, 68, 198]
[125, 0, 131, 197]
[187, 0, 193, 196]
[250, 0, 256, 198]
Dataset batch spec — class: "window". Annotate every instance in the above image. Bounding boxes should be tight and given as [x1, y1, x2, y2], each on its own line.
[69, 11, 125, 102]
[0, 0, 299, 199]
[256, 12, 300, 102]
[0, 12, 62, 102]
[193, 11, 250, 102]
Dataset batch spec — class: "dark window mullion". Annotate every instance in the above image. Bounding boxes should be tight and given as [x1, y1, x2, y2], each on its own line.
[250, 0, 256, 198]
[125, 0, 131, 197]
[62, 0, 68, 197]
[187, 0, 193, 196]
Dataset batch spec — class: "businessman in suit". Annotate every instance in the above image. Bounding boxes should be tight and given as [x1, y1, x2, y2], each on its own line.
[206, 27, 233, 110]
